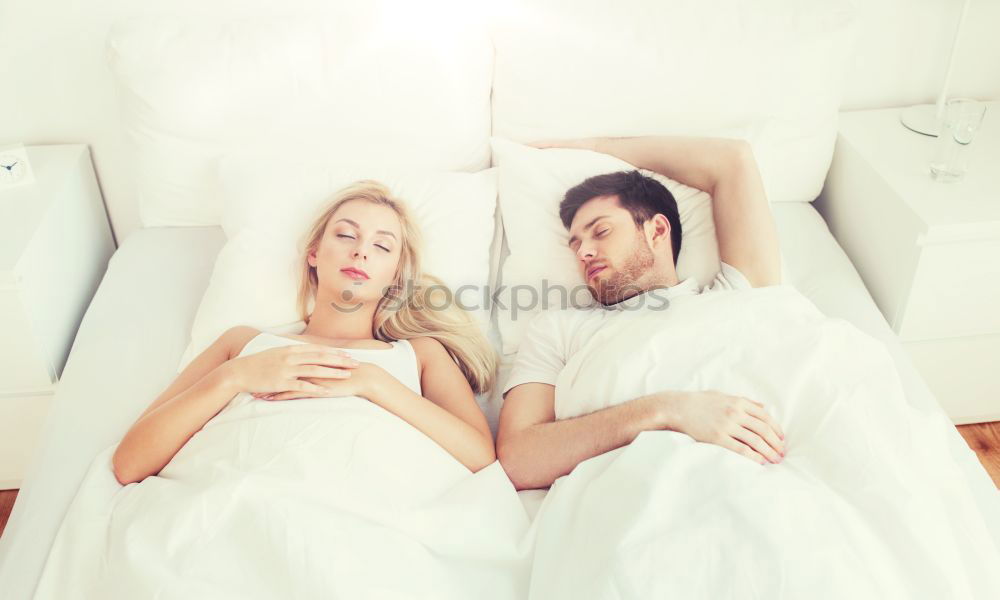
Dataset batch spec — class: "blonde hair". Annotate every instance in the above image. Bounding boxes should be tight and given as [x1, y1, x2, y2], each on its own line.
[296, 180, 496, 395]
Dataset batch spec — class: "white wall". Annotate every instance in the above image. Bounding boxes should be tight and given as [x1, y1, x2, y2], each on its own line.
[840, 0, 1000, 110]
[2, 0, 998, 245]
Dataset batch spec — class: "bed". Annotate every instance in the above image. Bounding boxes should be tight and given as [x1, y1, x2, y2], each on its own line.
[1, 202, 996, 598]
[5, 3, 1000, 596]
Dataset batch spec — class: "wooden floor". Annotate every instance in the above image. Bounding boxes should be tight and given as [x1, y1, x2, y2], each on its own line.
[1, 487, 17, 539]
[956, 420, 1000, 488]
[1, 421, 999, 539]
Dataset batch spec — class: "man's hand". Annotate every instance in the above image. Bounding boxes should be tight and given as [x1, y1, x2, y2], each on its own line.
[660, 390, 786, 465]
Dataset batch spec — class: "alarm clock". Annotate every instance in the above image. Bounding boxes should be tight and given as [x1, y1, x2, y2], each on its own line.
[0, 143, 37, 189]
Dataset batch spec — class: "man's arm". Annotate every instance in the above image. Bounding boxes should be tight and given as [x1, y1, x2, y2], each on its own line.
[533, 136, 782, 287]
[496, 382, 674, 490]
[497, 381, 787, 490]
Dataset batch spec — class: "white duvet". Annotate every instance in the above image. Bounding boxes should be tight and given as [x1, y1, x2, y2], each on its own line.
[33, 392, 532, 599]
[529, 285, 1000, 600]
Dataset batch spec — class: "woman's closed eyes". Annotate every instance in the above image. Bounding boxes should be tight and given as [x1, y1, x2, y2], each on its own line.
[336, 233, 391, 252]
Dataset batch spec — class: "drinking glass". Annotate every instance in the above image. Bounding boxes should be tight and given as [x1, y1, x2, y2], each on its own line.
[929, 98, 988, 182]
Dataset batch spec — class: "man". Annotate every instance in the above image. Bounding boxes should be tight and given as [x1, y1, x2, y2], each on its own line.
[497, 135, 787, 491]
[494, 136, 1000, 599]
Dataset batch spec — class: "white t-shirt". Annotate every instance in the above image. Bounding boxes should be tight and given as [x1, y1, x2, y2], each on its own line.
[502, 262, 753, 398]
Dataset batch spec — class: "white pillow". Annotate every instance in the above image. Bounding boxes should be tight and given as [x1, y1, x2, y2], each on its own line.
[178, 158, 498, 372]
[107, 9, 493, 227]
[491, 138, 724, 355]
[490, 0, 858, 204]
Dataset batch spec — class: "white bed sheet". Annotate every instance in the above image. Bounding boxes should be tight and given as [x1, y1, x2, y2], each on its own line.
[1, 204, 997, 599]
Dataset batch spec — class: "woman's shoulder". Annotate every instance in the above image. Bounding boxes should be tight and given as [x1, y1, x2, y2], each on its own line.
[220, 326, 262, 359]
[406, 336, 450, 365]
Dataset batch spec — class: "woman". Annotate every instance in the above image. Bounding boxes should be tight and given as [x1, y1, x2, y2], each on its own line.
[34, 182, 529, 600]
[112, 180, 498, 482]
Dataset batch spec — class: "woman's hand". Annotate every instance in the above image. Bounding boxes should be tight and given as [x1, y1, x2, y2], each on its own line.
[225, 343, 360, 396]
[251, 362, 392, 402]
[664, 390, 786, 465]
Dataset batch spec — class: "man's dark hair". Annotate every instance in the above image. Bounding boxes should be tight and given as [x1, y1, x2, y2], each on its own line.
[559, 170, 682, 265]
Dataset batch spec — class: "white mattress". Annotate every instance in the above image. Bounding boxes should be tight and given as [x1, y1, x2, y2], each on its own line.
[1, 204, 997, 599]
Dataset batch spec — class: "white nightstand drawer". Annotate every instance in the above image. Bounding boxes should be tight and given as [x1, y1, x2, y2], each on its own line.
[0, 391, 53, 490]
[0, 287, 56, 389]
[0, 145, 115, 389]
[898, 237, 1000, 341]
[818, 104, 1000, 424]
[903, 333, 1000, 425]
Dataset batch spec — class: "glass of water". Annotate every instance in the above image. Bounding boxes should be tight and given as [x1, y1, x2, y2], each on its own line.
[929, 98, 988, 182]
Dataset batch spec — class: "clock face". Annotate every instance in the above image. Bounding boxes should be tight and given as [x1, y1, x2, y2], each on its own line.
[0, 153, 26, 183]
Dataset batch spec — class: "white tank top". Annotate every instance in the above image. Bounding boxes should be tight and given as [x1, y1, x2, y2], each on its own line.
[234, 331, 422, 396]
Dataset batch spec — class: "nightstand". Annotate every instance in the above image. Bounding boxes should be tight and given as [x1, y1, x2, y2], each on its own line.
[0, 145, 115, 489]
[817, 103, 1000, 425]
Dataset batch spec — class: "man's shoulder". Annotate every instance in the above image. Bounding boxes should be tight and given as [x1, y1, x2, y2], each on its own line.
[528, 304, 603, 328]
[700, 261, 754, 293]
[517, 306, 604, 352]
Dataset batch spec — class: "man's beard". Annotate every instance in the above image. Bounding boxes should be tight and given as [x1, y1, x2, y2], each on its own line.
[588, 234, 655, 305]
